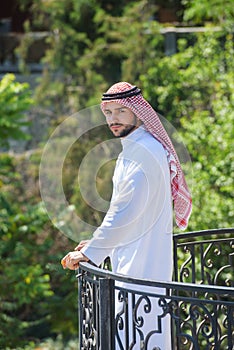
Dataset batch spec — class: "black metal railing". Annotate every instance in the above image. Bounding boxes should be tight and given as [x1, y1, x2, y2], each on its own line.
[77, 228, 234, 349]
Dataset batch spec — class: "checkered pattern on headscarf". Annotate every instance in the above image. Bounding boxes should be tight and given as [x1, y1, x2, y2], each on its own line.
[101, 82, 192, 230]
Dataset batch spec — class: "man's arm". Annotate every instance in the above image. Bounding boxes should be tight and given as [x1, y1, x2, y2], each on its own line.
[62, 152, 167, 270]
[62, 167, 150, 269]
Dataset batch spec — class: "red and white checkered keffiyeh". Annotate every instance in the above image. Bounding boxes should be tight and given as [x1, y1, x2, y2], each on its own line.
[101, 81, 192, 230]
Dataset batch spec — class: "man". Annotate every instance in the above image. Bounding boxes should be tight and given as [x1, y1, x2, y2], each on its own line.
[62, 82, 192, 349]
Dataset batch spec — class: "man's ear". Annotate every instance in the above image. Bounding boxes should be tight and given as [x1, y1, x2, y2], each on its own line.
[136, 118, 143, 127]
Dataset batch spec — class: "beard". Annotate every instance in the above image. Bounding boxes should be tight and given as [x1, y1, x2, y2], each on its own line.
[115, 124, 136, 138]
[109, 115, 138, 138]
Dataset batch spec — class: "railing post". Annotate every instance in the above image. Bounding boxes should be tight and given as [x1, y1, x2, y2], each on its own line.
[99, 277, 115, 350]
[77, 270, 83, 350]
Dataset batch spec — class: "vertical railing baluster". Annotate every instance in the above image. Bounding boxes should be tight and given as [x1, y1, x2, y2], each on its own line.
[99, 277, 115, 349]
[173, 236, 179, 282]
[78, 270, 84, 350]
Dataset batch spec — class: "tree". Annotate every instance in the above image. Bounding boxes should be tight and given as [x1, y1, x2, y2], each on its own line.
[18, 0, 124, 112]
[18, 0, 162, 113]
[182, 0, 234, 27]
[0, 74, 33, 149]
[0, 75, 78, 348]
[3, 0, 232, 347]
[141, 31, 234, 230]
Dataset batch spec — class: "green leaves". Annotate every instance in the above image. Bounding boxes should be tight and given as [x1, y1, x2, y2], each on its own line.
[0, 147, 78, 347]
[1, 0, 233, 347]
[0, 74, 33, 148]
[142, 31, 234, 231]
[182, 0, 234, 26]
[0, 199, 52, 347]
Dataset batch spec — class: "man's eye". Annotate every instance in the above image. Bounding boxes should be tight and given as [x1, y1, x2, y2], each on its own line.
[120, 109, 126, 113]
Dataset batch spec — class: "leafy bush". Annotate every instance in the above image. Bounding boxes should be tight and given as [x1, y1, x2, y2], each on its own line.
[0, 74, 33, 149]
[142, 31, 234, 230]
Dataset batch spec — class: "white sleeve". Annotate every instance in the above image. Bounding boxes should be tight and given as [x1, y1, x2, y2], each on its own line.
[81, 160, 165, 266]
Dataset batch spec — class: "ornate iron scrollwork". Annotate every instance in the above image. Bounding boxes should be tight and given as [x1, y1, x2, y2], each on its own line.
[78, 229, 234, 349]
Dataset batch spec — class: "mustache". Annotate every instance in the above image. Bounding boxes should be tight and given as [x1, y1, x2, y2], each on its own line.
[109, 123, 123, 127]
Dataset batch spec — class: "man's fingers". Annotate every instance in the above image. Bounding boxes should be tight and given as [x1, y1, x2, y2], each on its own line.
[61, 253, 70, 269]
[61, 253, 73, 269]
[61, 258, 67, 269]
[61, 251, 89, 270]
[61, 256, 77, 270]
[74, 240, 90, 251]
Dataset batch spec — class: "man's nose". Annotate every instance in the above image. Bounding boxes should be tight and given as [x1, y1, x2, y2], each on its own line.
[108, 112, 119, 123]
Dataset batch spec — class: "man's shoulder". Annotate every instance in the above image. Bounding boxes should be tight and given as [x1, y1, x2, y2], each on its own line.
[138, 130, 165, 154]
[125, 131, 167, 170]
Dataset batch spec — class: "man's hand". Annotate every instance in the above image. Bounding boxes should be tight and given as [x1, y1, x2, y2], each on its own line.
[61, 251, 89, 270]
[74, 240, 90, 251]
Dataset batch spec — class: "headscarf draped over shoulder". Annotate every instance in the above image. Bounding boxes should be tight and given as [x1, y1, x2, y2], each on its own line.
[101, 82, 192, 230]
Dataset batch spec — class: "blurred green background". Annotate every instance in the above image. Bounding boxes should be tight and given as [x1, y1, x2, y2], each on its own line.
[0, 0, 233, 348]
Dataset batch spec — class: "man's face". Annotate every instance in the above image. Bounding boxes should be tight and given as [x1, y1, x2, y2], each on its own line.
[103, 102, 141, 138]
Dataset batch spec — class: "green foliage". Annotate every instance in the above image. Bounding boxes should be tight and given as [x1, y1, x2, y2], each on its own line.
[18, 0, 161, 112]
[0, 197, 51, 347]
[0, 74, 33, 148]
[182, 0, 234, 27]
[12, 335, 78, 350]
[141, 31, 234, 230]
[94, 0, 163, 84]
[0, 152, 78, 348]
[2, 0, 233, 347]
[18, 0, 112, 111]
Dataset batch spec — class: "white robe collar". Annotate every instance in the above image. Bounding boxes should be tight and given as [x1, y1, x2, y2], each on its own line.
[121, 125, 147, 149]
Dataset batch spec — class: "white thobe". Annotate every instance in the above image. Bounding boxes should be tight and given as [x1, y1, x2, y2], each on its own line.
[81, 126, 173, 350]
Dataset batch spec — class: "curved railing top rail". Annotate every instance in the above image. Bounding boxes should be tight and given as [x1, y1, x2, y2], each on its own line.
[173, 227, 234, 240]
[78, 262, 234, 296]
[79, 227, 234, 294]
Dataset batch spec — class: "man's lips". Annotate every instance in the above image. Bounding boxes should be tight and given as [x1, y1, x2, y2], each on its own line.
[110, 124, 123, 131]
